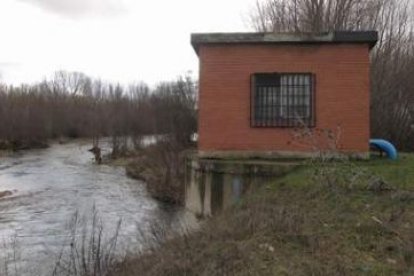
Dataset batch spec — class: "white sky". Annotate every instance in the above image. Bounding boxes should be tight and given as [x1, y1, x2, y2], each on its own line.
[0, 0, 257, 86]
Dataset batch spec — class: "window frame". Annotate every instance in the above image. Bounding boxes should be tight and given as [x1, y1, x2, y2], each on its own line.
[250, 72, 316, 128]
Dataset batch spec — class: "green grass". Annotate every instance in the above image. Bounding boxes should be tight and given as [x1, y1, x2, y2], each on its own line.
[363, 154, 414, 189]
[277, 153, 414, 190]
[111, 154, 414, 276]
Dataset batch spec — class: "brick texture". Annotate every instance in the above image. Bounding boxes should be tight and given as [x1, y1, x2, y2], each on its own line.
[197, 43, 371, 155]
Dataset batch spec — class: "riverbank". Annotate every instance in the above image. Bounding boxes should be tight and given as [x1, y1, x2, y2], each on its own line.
[109, 154, 414, 275]
[0, 139, 49, 151]
[110, 141, 194, 205]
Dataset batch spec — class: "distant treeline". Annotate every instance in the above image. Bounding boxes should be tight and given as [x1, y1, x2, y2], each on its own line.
[0, 71, 197, 153]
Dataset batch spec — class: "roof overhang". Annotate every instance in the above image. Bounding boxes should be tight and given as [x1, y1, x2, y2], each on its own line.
[191, 31, 378, 55]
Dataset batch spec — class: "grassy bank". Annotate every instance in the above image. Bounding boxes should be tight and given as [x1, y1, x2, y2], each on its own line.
[110, 154, 414, 275]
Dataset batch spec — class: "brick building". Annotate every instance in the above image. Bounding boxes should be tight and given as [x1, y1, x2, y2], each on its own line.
[191, 31, 378, 158]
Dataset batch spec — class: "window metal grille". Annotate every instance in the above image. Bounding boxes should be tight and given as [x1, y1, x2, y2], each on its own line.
[251, 73, 315, 128]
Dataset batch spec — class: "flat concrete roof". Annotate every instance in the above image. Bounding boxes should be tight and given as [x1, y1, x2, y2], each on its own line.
[191, 31, 378, 54]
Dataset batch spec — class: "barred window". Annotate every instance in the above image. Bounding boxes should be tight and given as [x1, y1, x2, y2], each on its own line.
[251, 73, 315, 127]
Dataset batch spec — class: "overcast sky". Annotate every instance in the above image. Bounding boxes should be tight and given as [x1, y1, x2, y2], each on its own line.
[0, 0, 257, 86]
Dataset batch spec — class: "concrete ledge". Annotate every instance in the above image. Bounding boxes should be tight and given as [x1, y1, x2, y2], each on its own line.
[197, 150, 370, 160]
[191, 31, 378, 54]
[187, 157, 302, 176]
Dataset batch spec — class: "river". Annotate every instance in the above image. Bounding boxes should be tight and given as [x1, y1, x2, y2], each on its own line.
[0, 140, 195, 275]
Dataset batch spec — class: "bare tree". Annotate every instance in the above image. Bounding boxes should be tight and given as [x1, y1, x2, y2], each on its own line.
[52, 71, 90, 96]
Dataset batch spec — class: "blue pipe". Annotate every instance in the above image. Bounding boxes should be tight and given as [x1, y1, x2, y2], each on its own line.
[369, 139, 398, 160]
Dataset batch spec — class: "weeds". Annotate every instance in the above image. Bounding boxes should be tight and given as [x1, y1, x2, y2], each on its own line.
[0, 234, 20, 276]
[290, 124, 392, 192]
[126, 139, 193, 204]
[52, 209, 121, 276]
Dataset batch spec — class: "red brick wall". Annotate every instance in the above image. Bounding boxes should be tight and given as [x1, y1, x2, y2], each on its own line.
[198, 43, 371, 155]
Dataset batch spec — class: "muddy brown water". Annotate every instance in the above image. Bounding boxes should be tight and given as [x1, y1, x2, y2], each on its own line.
[0, 141, 196, 276]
